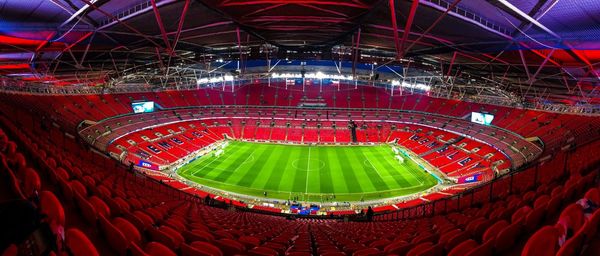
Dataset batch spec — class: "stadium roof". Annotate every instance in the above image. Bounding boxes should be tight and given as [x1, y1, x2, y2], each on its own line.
[0, 0, 598, 106]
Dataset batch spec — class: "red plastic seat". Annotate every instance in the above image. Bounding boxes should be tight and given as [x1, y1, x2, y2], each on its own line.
[494, 222, 521, 253]
[238, 236, 261, 250]
[248, 246, 279, 256]
[369, 239, 391, 250]
[181, 241, 223, 256]
[582, 209, 600, 243]
[383, 240, 411, 255]
[88, 196, 110, 218]
[533, 195, 550, 209]
[482, 220, 508, 242]
[406, 242, 433, 256]
[353, 247, 383, 256]
[556, 228, 585, 256]
[183, 229, 215, 243]
[584, 188, 600, 205]
[112, 217, 142, 245]
[65, 228, 99, 256]
[524, 206, 546, 233]
[144, 242, 177, 256]
[215, 238, 246, 255]
[54, 167, 69, 181]
[522, 226, 559, 256]
[75, 193, 97, 224]
[321, 252, 345, 256]
[69, 180, 87, 197]
[448, 239, 478, 256]
[39, 191, 65, 234]
[22, 168, 41, 198]
[464, 240, 492, 256]
[285, 252, 311, 256]
[556, 204, 585, 237]
[148, 226, 184, 249]
[511, 206, 532, 224]
[99, 215, 129, 255]
[444, 231, 469, 252]
[131, 211, 154, 230]
[1, 244, 17, 256]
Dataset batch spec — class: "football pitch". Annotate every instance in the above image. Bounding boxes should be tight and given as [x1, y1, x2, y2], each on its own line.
[177, 141, 438, 202]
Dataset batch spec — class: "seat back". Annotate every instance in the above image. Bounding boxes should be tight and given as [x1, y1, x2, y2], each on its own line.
[522, 226, 559, 256]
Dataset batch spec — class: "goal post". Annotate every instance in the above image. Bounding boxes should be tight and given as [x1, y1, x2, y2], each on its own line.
[395, 155, 404, 164]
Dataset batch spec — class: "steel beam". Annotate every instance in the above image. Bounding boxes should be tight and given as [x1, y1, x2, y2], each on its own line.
[80, 0, 163, 49]
[404, 0, 462, 54]
[495, 0, 560, 39]
[151, 0, 173, 51]
[352, 28, 361, 78]
[399, 0, 419, 58]
[59, 0, 98, 28]
[388, 0, 401, 59]
[446, 51, 457, 77]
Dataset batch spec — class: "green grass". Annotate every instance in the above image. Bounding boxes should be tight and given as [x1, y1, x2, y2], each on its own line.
[177, 141, 438, 202]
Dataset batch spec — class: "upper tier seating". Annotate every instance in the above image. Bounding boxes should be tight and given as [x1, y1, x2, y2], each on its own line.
[2, 83, 599, 153]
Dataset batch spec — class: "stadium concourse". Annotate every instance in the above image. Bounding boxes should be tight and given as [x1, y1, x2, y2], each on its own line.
[1, 0, 600, 256]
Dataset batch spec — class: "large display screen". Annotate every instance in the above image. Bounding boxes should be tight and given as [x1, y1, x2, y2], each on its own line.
[471, 112, 494, 125]
[132, 101, 155, 113]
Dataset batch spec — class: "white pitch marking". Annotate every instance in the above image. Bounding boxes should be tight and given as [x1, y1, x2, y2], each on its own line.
[305, 146, 311, 193]
[364, 157, 385, 179]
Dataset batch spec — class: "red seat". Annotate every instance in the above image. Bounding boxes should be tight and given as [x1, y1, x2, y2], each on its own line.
[383, 240, 411, 255]
[112, 217, 142, 245]
[482, 220, 508, 242]
[215, 238, 246, 255]
[582, 209, 600, 243]
[39, 191, 65, 234]
[181, 241, 223, 256]
[355, 247, 384, 256]
[464, 240, 492, 256]
[369, 239, 391, 250]
[444, 231, 469, 252]
[556, 228, 585, 256]
[88, 196, 110, 218]
[144, 242, 177, 256]
[511, 206, 532, 224]
[406, 242, 433, 256]
[1, 244, 17, 256]
[320, 252, 346, 256]
[248, 246, 279, 256]
[285, 252, 311, 256]
[69, 180, 87, 197]
[556, 204, 585, 237]
[521, 226, 559, 256]
[65, 228, 99, 256]
[448, 239, 478, 256]
[130, 243, 149, 256]
[533, 195, 550, 209]
[75, 193, 97, 224]
[159, 225, 185, 247]
[524, 206, 546, 232]
[54, 167, 70, 181]
[22, 168, 41, 198]
[584, 188, 600, 205]
[183, 229, 215, 243]
[494, 222, 521, 253]
[238, 236, 261, 250]
[131, 211, 154, 230]
[99, 215, 129, 255]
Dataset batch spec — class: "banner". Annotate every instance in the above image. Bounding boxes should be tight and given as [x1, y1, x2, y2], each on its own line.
[137, 160, 159, 170]
[458, 173, 482, 183]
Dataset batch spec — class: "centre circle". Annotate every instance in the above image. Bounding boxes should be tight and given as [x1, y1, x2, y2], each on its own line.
[291, 158, 326, 172]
